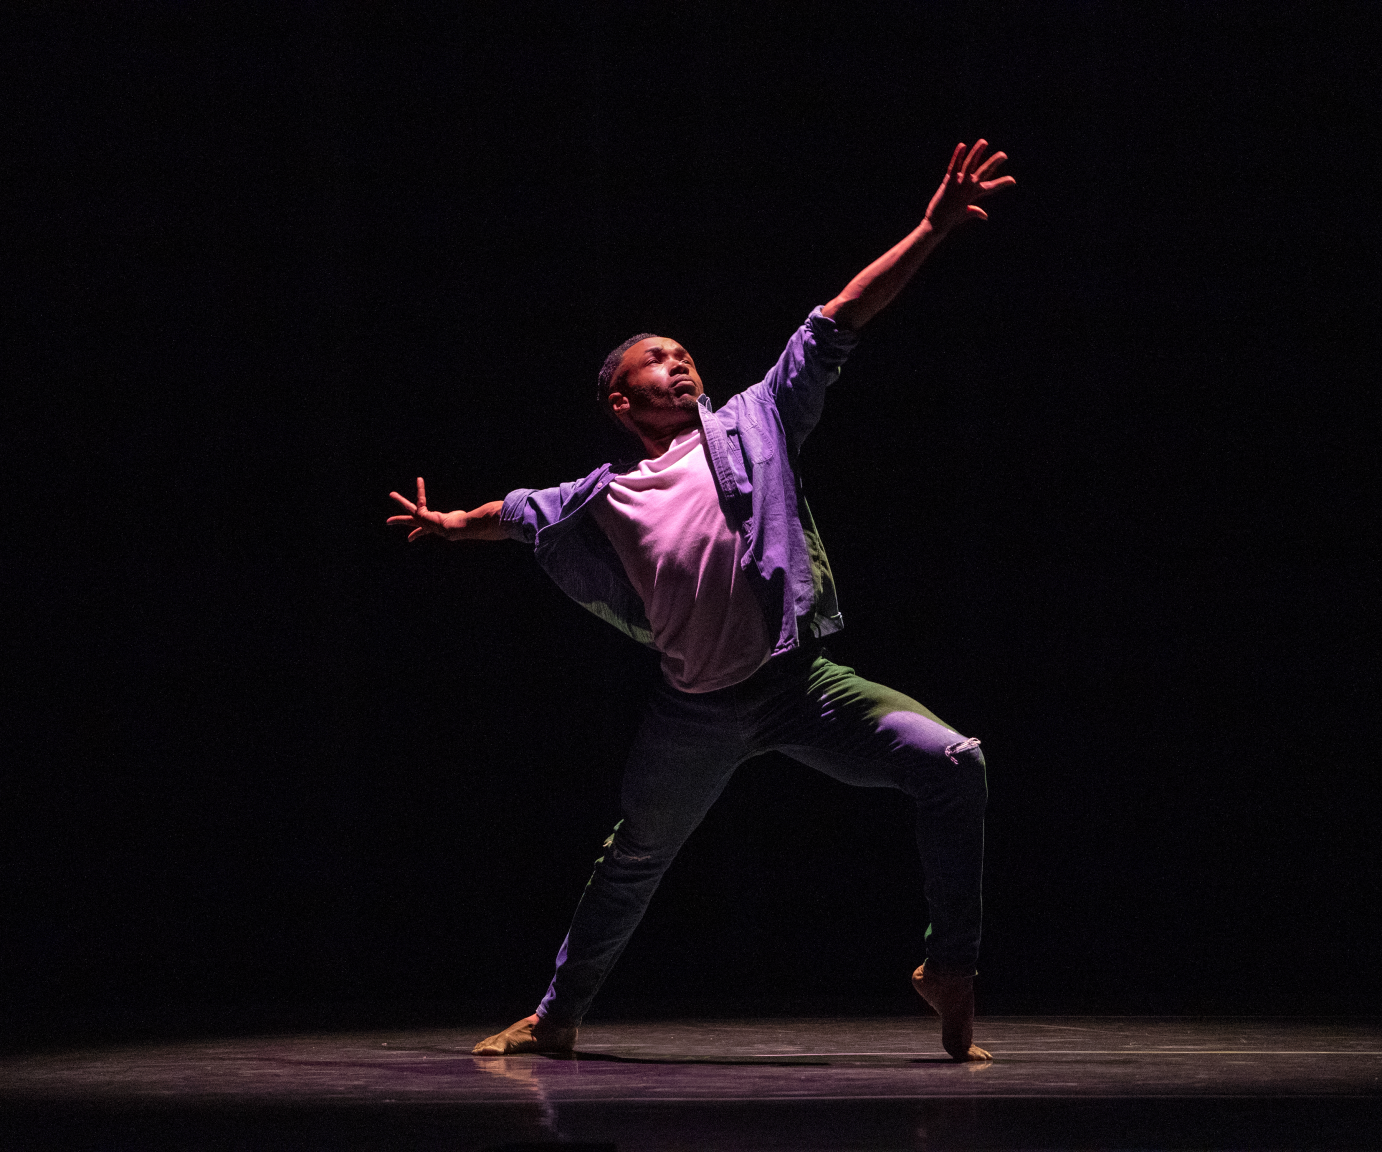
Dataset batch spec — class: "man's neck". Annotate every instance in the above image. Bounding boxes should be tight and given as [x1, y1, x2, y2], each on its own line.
[637, 418, 699, 460]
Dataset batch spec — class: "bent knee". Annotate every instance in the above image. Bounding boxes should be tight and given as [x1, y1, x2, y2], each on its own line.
[943, 739, 988, 807]
[877, 709, 981, 764]
[879, 714, 988, 802]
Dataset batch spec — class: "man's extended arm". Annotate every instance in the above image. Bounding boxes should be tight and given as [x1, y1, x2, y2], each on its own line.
[387, 478, 507, 542]
[822, 140, 1014, 331]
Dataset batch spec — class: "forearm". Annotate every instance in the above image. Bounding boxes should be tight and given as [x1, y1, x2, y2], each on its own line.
[449, 499, 507, 541]
[387, 477, 511, 543]
[822, 217, 951, 331]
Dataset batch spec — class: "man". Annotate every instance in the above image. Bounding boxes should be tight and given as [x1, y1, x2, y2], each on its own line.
[388, 140, 1014, 1061]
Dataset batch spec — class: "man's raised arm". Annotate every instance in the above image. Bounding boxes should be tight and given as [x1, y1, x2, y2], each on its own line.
[822, 139, 1015, 331]
[387, 477, 507, 542]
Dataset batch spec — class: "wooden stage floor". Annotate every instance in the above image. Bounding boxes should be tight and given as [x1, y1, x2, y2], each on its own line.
[3, 1016, 1380, 1149]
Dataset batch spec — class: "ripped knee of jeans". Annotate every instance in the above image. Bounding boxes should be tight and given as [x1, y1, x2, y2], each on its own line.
[944, 736, 982, 764]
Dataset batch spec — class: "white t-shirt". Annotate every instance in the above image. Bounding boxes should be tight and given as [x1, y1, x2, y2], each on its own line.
[590, 428, 773, 692]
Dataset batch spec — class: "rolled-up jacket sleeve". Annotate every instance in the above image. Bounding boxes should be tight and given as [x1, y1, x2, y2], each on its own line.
[758, 306, 860, 452]
[500, 485, 560, 545]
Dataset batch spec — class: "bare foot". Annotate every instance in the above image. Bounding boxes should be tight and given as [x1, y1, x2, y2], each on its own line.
[472, 1013, 578, 1055]
[912, 962, 992, 1062]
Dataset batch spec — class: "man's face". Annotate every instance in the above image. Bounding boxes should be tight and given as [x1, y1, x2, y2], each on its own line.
[608, 337, 704, 436]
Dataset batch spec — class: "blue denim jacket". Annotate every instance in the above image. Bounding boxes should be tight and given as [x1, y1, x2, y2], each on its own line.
[500, 307, 859, 658]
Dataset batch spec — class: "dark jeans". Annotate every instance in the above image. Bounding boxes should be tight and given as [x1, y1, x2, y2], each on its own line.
[536, 647, 988, 1027]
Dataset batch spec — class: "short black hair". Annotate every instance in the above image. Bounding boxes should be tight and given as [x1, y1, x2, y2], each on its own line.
[597, 332, 658, 409]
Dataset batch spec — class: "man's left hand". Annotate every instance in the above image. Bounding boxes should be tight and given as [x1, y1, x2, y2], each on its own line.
[924, 140, 1016, 234]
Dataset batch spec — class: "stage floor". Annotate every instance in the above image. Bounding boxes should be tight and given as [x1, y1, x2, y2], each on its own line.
[3, 1016, 1380, 1149]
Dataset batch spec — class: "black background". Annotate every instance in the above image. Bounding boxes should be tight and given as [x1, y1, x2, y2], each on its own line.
[6, 0, 1379, 1035]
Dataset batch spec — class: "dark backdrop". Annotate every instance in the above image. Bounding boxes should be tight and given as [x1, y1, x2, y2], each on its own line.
[6, 1, 1378, 1034]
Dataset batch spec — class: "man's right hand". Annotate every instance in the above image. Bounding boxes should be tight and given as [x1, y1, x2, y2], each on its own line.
[387, 477, 506, 542]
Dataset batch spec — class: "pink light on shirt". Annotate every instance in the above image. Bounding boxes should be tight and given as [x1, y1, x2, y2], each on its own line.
[590, 428, 773, 693]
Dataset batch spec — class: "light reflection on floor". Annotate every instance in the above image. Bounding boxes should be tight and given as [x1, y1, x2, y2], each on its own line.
[3, 1017, 1379, 1149]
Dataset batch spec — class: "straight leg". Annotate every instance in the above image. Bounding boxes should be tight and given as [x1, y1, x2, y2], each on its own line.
[535, 681, 747, 1027]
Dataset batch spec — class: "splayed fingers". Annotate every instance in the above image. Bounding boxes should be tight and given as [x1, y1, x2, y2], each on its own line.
[387, 476, 442, 541]
[930, 139, 1016, 227]
[958, 139, 988, 181]
[972, 148, 1009, 184]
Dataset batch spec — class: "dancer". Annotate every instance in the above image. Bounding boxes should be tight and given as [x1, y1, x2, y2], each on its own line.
[388, 140, 1014, 1061]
